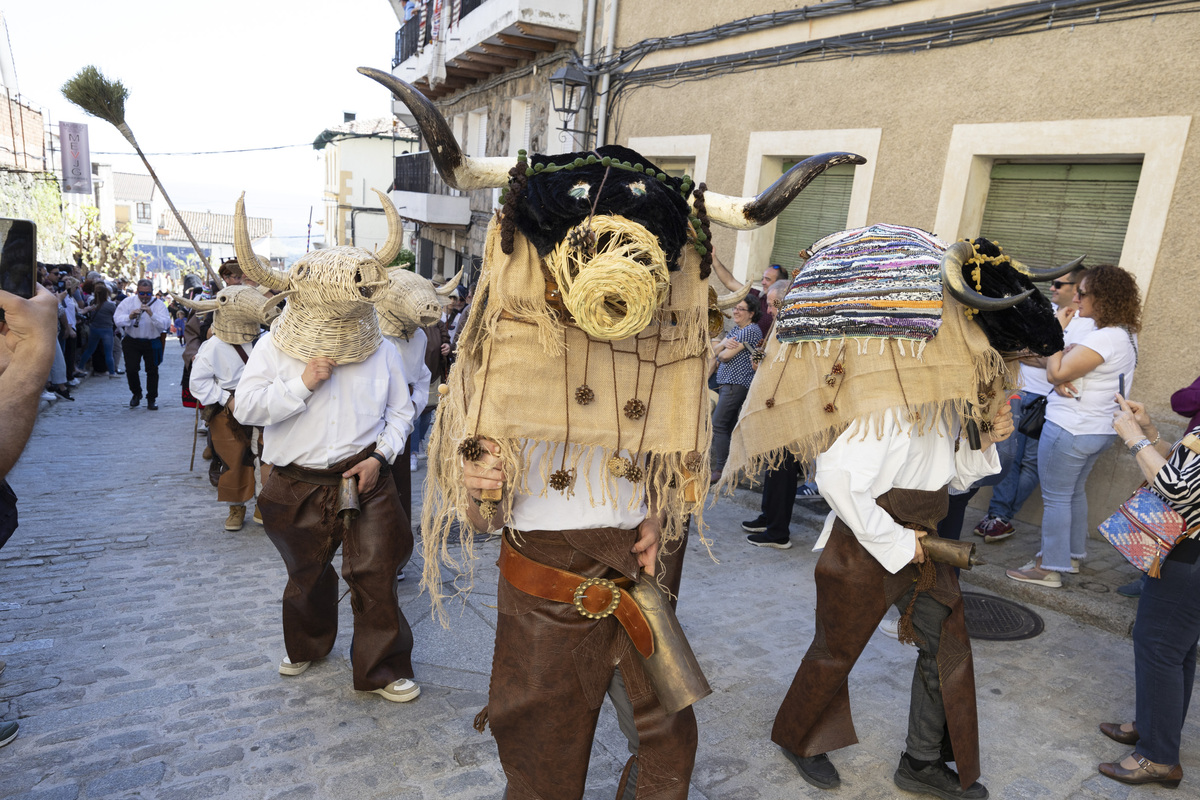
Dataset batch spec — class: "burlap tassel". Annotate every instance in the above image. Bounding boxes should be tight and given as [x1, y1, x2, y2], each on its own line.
[473, 706, 490, 733]
[897, 556, 939, 646]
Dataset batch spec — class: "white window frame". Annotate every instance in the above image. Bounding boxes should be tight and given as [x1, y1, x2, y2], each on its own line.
[733, 129, 881, 283]
[934, 116, 1191, 293]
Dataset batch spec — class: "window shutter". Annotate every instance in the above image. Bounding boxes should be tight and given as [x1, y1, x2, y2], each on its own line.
[770, 162, 855, 267]
[979, 162, 1141, 273]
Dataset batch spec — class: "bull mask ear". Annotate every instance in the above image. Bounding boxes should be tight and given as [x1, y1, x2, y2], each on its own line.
[234, 194, 290, 292]
[941, 241, 1034, 311]
[259, 290, 293, 323]
[434, 266, 464, 296]
[358, 67, 512, 190]
[171, 293, 218, 314]
[1010, 254, 1086, 281]
[714, 281, 752, 309]
[702, 153, 867, 230]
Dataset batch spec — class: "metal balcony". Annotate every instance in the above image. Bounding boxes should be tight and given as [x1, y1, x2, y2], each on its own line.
[391, 151, 470, 227]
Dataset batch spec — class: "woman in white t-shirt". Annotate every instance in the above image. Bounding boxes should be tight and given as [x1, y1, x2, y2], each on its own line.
[1007, 265, 1142, 587]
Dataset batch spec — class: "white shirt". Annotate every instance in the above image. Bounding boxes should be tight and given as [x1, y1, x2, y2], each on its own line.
[189, 338, 255, 407]
[813, 408, 1000, 574]
[509, 441, 647, 532]
[385, 330, 432, 419]
[232, 332, 414, 468]
[1046, 324, 1137, 436]
[60, 296, 77, 330]
[114, 296, 171, 338]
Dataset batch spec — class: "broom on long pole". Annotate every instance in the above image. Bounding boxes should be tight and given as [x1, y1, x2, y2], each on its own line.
[62, 66, 224, 289]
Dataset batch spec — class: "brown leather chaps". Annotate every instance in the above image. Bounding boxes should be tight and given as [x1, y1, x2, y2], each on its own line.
[209, 407, 254, 504]
[257, 449, 414, 690]
[488, 528, 697, 800]
[771, 487, 981, 789]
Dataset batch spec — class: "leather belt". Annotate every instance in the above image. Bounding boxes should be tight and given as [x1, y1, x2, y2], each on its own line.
[498, 537, 655, 659]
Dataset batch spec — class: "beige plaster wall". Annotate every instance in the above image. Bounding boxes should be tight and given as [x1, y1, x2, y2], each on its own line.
[614, 12, 1200, 528]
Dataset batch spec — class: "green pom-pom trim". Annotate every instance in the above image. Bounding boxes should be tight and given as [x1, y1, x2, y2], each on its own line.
[633, 163, 644, 173]
[695, 244, 708, 255]
[534, 163, 545, 172]
[601, 156, 612, 167]
[697, 231, 708, 243]
[525, 168, 535, 177]
[573, 157, 585, 167]
[657, 172, 667, 181]
[621, 161, 632, 169]
[586, 154, 598, 165]
[517, 149, 527, 160]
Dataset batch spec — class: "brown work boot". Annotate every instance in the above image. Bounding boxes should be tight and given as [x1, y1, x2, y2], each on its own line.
[224, 505, 246, 531]
[252, 506, 263, 525]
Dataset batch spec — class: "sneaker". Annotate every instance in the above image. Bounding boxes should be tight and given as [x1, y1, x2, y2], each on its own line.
[0, 721, 17, 748]
[796, 484, 823, 502]
[1117, 577, 1144, 598]
[40, 391, 57, 402]
[410, 454, 419, 472]
[1005, 566, 1062, 588]
[1020, 557, 1079, 575]
[252, 507, 263, 525]
[278, 657, 310, 676]
[975, 516, 1014, 542]
[67, 378, 81, 387]
[781, 750, 840, 790]
[879, 618, 900, 639]
[742, 516, 769, 533]
[372, 678, 420, 702]
[747, 533, 792, 550]
[108, 372, 119, 378]
[416, 452, 427, 461]
[894, 752, 988, 799]
[225, 505, 246, 531]
[53, 386, 74, 401]
[116, 368, 125, 375]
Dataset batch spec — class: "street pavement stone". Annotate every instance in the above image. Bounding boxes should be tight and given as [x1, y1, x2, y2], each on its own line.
[1, 343, 1196, 798]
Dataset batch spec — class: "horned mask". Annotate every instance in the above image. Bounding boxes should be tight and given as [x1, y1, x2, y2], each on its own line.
[233, 190, 401, 364]
[377, 267, 462, 339]
[171, 284, 288, 345]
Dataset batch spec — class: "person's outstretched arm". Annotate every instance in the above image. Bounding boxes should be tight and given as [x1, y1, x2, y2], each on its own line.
[0, 286, 58, 479]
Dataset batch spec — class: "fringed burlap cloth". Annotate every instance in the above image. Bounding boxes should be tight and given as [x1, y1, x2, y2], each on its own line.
[720, 292, 1013, 488]
[420, 217, 714, 622]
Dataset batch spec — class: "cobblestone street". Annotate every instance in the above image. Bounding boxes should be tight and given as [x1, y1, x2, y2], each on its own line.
[1, 343, 1194, 799]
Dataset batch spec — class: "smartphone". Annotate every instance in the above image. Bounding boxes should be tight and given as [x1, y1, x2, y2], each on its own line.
[0, 217, 37, 324]
[1118, 373, 1126, 397]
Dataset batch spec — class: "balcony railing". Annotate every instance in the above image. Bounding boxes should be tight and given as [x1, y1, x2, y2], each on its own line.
[392, 0, 492, 67]
[394, 151, 434, 193]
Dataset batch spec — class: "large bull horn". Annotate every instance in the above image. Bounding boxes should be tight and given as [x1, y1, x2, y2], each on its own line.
[1010, 254, 1086, 281]
[358, 67, 511, 190]
[941, 241, 1034, 311]
[434, 266, 464, 296]
[234, 194, 290, 292]
[714, 280, 752, 309]
[170, 293, 218, 314]
[702, 153, 867, 230]
[371, 189, 405, 266]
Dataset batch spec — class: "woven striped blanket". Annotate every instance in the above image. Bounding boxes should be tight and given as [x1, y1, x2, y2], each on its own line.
[775, 224, 946, 344]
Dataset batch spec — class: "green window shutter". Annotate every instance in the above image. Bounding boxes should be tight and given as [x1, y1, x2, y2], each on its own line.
[770, 162, 855, 267]
[979, 162, 1141, 274]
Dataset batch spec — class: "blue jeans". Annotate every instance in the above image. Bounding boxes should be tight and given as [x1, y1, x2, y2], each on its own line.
[414, 406, 436, 455]
[1036, 420, 1115, 572]
[710, 383, 749, 473]
[987, 390, 1042, 517]
[78, 326, 115, 374]
[1133, 539, 1200, 765]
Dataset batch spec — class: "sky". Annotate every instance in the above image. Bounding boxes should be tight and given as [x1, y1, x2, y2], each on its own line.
[3, 0, 405, 257]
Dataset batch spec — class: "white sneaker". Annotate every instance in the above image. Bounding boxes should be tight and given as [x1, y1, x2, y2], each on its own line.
[1021, 557, 1079, 574]
[67, 378, 81, 387]
[40, 391, 57, 402]
[279, 657, 310, 676]
[410, 455, 420, 472]
[879, 618, 900, 639]
[372, 678, 420, 702]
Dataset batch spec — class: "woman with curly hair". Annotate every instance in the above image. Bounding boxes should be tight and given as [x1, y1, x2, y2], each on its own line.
[1008, 264, 1142, 587]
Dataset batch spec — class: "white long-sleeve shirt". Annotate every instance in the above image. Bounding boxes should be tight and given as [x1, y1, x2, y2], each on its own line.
[385, 331, 431, 419]
[114, 296, 171, 338]
[814, 408, 1000, 574]
[189, 338, 255, 407]
[232, 332, 414, 468]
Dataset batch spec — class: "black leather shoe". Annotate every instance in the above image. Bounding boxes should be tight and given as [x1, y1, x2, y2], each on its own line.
[129, 396, 141, 408]
[894, 753, 988, 799]
[1099, 722, 1139, 745]
[147, 401, 158, 410]
[781, 749, 840, 790]
[1099, 755, 1182, 788]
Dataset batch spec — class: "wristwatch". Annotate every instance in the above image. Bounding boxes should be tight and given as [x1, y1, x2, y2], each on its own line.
[1128, 438, 1152, 456]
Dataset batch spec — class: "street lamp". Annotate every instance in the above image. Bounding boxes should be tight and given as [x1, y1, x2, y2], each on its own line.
[549, 64, 592, 147]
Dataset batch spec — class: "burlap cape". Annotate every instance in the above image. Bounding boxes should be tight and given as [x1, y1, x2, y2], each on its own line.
[420, 216, 713, 621]
[720, 292, 1014, 488]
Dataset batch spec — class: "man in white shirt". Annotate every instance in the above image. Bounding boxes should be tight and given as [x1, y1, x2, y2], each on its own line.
[234, 331, 418, 702]
[770, 405, 1012, 799]
[113, 279, 171, 409]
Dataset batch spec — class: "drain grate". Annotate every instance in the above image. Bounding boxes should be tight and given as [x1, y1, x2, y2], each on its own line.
[962, 591, 1044, 641]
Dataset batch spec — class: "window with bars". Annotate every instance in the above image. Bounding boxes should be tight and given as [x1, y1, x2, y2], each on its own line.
[770, 161, 856, 268]
[136, 203, 151, 224]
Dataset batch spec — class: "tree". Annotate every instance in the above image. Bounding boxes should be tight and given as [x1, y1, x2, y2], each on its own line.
[70, 206, 146, 278]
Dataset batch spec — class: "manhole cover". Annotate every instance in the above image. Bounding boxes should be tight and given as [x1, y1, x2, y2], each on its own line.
[962, 591, 1044, 641]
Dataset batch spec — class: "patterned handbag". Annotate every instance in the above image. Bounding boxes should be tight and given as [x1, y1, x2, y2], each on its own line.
[1099, 485, 1195, 577]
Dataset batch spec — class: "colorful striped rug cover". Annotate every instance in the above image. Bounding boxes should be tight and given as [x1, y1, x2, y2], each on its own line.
[775, 223, 946, 344]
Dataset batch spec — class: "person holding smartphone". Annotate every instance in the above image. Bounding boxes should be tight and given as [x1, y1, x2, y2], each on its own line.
[113, 279, 171, 409]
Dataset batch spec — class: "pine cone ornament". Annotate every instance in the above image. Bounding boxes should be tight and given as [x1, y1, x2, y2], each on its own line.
[549, 468, 574, 492]
[458, 437, 486, 462]
[624, 463, 643, 483]
[608, 456, 629, 478]
[575, 385, 594, 405]
[683, 450, 704, 473]
[623, 398, 646, 420]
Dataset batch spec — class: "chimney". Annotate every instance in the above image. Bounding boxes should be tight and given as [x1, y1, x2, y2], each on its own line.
[343, 112, 356, 123]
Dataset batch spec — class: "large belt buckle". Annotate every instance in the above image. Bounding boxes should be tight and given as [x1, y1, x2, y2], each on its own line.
[573, 577, 621, 620]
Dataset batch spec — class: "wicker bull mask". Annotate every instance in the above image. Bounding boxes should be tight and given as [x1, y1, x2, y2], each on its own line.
[171, 284, 289, 346]
[233, 190, 402, 364]
[377, 266, 462, 339]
